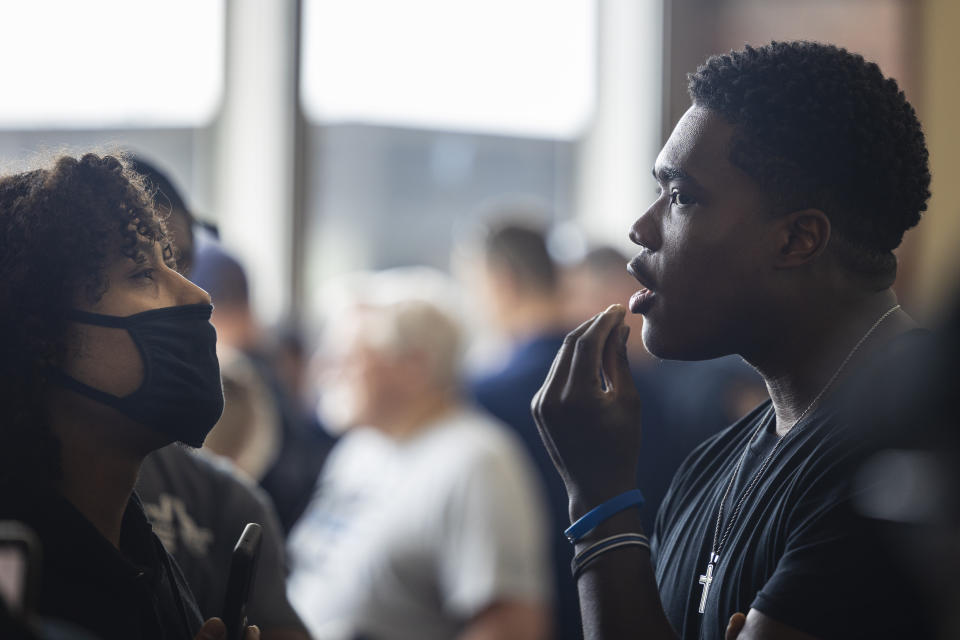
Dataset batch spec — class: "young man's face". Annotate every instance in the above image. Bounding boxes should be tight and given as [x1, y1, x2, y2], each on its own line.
[628, 105, 780, 361]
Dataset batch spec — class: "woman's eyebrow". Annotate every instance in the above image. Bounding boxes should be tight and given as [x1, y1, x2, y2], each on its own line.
[123, 238, 161, 267]
[143, 237, 167, 256]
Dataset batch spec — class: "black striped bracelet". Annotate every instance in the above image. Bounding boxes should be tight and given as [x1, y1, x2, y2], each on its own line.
[571, 533, 650, 579]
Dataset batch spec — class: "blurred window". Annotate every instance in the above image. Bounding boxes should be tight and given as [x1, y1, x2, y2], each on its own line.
[0, 0, 224, 128]
[301, 0, 596, 139]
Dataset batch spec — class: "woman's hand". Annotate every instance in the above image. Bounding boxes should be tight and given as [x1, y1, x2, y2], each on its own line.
[726, 613, 747, 639]
[530, 304, 644, 520]
[195, 617, 261, 640]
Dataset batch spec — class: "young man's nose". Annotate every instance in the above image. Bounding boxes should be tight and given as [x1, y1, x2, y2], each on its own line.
[629, 202, 662, 251]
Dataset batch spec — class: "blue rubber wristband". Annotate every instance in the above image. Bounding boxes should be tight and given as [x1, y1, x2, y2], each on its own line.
[564, 489, 645, 543]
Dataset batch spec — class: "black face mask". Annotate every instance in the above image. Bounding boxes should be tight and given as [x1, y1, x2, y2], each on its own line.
[52, 303, 224, 447]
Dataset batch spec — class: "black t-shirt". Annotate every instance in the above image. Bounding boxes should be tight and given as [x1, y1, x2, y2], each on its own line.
[0, 482, 202, 640]
[652, 339, 931, 639]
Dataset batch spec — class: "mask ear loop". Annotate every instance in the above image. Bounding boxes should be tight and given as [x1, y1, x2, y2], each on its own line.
[66, 304, 214, 327]
[65, 309, 132, 329]
[50, 314, 153, 404]
[46, 368, 132, 406]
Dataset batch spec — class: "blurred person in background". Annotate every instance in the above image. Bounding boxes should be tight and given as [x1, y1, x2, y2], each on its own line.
[0, 152, 258, 640]
[267, 324, 322, 423]
[263, 322, 332, 473]
[288, 268, 551, 640]
[467, 223, 581, 640]
[191, 242, 335, 534]
[564, 245, 766, 531]
[130, 157, 310, 640]
[127, 158, 198, 277]
[201, 346, 282, 480]
[845, 291, 955, 638]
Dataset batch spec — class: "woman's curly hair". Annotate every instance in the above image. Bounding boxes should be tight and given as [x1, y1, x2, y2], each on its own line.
[0, 153, 170, 481]
[688, 41, 931, 280]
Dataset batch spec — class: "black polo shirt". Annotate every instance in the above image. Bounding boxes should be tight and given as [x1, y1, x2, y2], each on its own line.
[0, 482, 202, 640]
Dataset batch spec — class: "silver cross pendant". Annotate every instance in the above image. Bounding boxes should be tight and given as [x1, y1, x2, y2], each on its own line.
[698, 553, 718, 614]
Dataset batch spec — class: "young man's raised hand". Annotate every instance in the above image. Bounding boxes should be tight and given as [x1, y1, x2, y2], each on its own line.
[531, 303, 643, 520]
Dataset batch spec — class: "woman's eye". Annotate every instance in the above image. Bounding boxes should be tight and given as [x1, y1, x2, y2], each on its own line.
[133, 269, 156, 281]
[670, 188, 695, 207]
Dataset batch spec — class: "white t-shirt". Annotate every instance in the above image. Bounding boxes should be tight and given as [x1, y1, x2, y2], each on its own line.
[286, 406, 551, 640]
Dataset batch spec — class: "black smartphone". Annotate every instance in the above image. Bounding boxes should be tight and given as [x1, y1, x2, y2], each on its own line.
[0, 521, 41, 619]
[221, 522, 262, 640]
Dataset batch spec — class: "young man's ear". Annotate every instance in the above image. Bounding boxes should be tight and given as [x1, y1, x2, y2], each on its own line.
[773, 209, 831, 269]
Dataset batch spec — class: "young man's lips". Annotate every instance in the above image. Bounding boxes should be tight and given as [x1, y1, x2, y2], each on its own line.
[626, 257, 657, 312]
[629, 288, 655, 314]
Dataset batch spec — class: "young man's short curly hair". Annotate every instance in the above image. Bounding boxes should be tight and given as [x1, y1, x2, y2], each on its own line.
[688, 41, 931, 280]
[0, 153, 171, 481]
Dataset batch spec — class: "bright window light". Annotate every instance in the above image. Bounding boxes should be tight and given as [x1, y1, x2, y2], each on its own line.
[301, 0, 596, 139]
[0, 0, 224, 128]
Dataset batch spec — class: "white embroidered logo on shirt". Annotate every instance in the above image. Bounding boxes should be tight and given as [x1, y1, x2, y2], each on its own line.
[144, 494, 214, 556]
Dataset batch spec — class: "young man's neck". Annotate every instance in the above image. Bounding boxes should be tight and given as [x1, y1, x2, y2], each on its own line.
[747, 288, 915, 436]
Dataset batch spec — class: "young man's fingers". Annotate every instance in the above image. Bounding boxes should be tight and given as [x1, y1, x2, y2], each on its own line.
[601, 323, 634, 393]
[531, 407, 566, 471]
[568, 305, 626, 391]
[541, 312, 601, 402]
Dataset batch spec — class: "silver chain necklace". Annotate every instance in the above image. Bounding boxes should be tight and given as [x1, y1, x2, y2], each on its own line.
[696, 303, 902, 615]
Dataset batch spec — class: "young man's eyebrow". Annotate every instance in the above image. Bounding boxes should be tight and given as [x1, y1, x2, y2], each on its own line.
[652, 165, 694, 183]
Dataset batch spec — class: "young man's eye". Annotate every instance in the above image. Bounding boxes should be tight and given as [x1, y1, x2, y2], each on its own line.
[670, 188, 696, 207]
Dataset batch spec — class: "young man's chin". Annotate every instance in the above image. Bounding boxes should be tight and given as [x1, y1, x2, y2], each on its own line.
[641, 323, 722, 363]
[639, 324, 683, 361]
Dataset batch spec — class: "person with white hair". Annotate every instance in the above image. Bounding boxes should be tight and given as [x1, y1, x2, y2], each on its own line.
[287, 269, 552, 640]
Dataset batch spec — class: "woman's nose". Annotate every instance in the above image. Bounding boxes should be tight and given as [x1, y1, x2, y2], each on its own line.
[176, 271, 213, 306]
